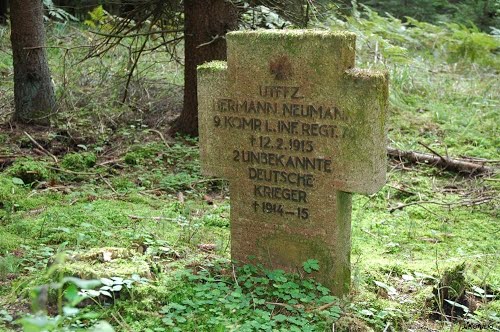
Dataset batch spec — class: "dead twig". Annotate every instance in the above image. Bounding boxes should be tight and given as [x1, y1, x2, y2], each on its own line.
[23, 131, 58, 163]
[127, 215, 174, 221]
[461, 196, 496, 206]
[111, 312, 132, 332]
[0, 155, 22, 159]
[306, 301, 338, 312]
[458, 156, 500, 164]
[232, 264, 239, 287]
[99, 174, 119, 195]
[265, 302, 304, 309]
[387, 184, 415, 196]
[46, 166, 97, 176]
[122, 26, 151, 103]
[97, 158, 124, 166]
[90, 29, 183, 39]
[148, 129, 170, 147]
[189, 178, 225, 189]
[23, 45, 93, 50]
[418, 141, 446, 162]
[361, 228, 379, 238]
[196, 34, 221, 48]
[389, 200, 454, 213]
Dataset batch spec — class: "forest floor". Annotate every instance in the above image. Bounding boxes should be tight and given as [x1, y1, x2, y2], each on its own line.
[0, 12, 499, 332]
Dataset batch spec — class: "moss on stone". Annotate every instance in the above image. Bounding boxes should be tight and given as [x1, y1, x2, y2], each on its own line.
[198, 61, 227, 72]
[60, 247, 151, 279]
[0, 229, 24, 251]
[228, 29, 356, 59]
[346, 68, 387, 80]
[228, 29, 356, 41]
[258, 229, 350, 295]
[60, 258, 151, 279]
[61, 152, 97, 171]
[7, 158, 51, 184]
[123, 142, 165, 165]
[335, 315, 375, 332]
[70, 247, 134, 262]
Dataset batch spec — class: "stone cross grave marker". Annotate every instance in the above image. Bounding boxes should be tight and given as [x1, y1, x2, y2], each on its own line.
[198, 30, 388, 295]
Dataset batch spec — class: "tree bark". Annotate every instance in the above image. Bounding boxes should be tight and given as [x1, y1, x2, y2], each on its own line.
[10, 0, 56, 126]
[0, 0, 7, 24]
[169, 0, 238, 136]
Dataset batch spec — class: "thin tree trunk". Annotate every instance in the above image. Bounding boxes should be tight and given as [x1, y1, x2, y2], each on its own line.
[10, 0, 56, 126]
[0, 0, 7, 24]
[169, 0, 238, 136]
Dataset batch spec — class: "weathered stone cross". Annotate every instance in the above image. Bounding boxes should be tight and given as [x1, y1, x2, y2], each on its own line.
[198, 30, 388, 295]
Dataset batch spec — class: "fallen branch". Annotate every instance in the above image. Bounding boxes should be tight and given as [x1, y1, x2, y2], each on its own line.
[387, 147, 495, 175]
[99, 174, 119, 195]
[148, 129, 170, 148]
[47, 166, 97, 176]
[111, 312, 132, 332]
[388, 200, 454, 213]
[388, 196, 497, 212]
[265, 302, 304, 309]
[232, 264, 239, 287]
[196, 34, 222, 48]
[0, 155, 22, 159]
[97, 158, 124, 167]
[24, 131, 58, 163]
[461, 196, 496, 206]
[306, 301, 338, 312]
[0, 155, 17, 168]
[90, 28, 183, 39]
[189, 178, 224, 190]
[127, 215, 174, 221]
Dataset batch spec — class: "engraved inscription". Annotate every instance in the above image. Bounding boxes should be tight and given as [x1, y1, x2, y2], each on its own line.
[210, 85, 355, 221]
[259, 85, 304, 99]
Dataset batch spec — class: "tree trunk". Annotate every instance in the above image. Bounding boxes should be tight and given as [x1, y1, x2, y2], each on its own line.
[0, 0, 7, 24]
[10, 0, 56, 126]
[169, 0, 238, 136]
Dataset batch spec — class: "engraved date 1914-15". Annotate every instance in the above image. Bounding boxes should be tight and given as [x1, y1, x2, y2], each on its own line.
[253, 201, 309, 220]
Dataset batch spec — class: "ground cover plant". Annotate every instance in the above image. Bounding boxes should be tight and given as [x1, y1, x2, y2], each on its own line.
[0, 3, 499, 332]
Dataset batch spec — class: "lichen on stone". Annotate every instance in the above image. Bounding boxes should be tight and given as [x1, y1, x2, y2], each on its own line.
[70, 247, 133, 262]
[345, 68, 388, 80]
[60, 247, 151, 279]
[198, 61, 227, 72]
[228, 29, 356, 41]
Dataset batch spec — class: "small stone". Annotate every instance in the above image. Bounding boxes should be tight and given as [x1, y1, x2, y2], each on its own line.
[102, 251, 113, 262]
[402, 274, 415, 281]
